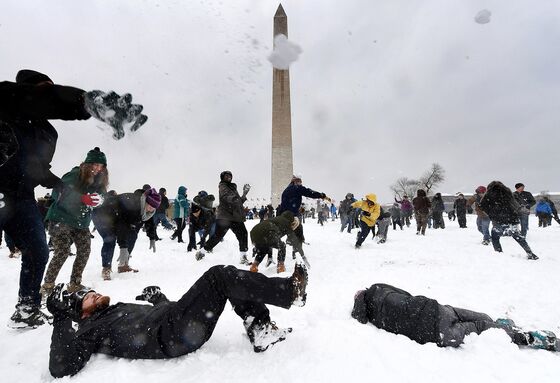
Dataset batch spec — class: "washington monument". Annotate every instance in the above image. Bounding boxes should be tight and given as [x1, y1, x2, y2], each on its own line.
[271, 4, 294, 207]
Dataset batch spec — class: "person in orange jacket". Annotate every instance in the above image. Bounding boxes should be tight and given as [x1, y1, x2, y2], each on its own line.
[351, 194, 380, 248]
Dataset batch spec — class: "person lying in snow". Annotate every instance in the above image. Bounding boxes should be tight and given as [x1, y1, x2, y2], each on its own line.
[47, 264, 308, 378]
[351, 283, 559, 352]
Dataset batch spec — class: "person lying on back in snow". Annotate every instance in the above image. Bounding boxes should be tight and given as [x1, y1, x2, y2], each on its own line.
[249, 210, 303, 273]
[47, 264, 309, 378]
[352, 283, 559, 352]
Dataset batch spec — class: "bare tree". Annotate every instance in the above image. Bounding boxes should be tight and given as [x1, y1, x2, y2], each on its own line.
[390, 177, 419, 199]
[418, 163, 445, 195]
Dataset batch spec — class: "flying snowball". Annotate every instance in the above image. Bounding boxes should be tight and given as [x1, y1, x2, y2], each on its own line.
[474, 9, 492, 24]
[268, 34, 302, 70]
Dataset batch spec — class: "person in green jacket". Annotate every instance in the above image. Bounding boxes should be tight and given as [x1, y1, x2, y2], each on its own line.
[249, 211, 302, 273]
[41, 148, 109, 296]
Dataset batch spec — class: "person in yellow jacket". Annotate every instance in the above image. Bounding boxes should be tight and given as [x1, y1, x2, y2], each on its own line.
[351, 194, 381, 248]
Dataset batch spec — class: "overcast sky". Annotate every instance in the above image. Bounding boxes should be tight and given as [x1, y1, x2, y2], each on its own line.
[1, 0, 559, 204]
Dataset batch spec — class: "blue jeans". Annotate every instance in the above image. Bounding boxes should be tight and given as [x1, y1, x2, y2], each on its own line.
[94, 221, 116, 268]
[0, 198, 49, 307]
[519, 214, 529, 237]
[476, 216, 491, 241]
[491, 224, 532, 254]
[153, 212, 173, 230]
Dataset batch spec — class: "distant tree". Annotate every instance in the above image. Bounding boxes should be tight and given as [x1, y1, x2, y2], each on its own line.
[418, 163, 445, 195]
[390, 177, 419, 199]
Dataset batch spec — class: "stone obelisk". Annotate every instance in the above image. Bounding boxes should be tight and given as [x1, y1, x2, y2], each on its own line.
[271, 3, 294, 207]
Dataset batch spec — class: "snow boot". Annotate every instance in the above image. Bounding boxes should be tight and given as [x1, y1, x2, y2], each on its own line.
[195, 248, 206, 261]
[525, 330, 559, 351]
[244, 316, 292, 353]
[291, 263, 308, 307]
[40, 282, 55, 300]
[277, 262, 286, 273]
[482, 239, 490, 245]
[527, 253, 539, 260]
[118, 265, 139, 273]
[250, 263, 259, 273]
[102, 267, 112, 281]
[8, 302, 49, 329]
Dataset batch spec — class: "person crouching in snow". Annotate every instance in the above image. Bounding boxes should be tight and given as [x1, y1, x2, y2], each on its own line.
[351, 194, 380, 249]
[46, 264, 308, 378]
[249, 211, 303, 273]
[352, 283, 559, 352]
[40, 147, 108, 297]
[92, 188, 161, 274]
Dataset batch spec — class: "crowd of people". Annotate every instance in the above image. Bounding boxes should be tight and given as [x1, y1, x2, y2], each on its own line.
[0, 69, 558, 379]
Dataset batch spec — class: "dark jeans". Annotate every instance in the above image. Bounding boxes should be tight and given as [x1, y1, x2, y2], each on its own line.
[392, 217, 403, 230]
[94, 221, 116, 268]
[457, 212, 467, 228]
[0, 198, 49, 307]
[432, 211, 445, 229]
[204, 219, 248, 252]
[172, 218, 187, 242]
[519, 214, 529, 237]
[160, 265, 293, 355]
[437, 305, 521, 347]
[355, 220, 374, 247]
[491, 224, 532, 254]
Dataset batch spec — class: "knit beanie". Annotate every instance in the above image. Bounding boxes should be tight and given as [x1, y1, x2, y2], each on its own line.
[84, 147, 107, 165]
[514, 183, 524, 189]
[144, 188, 161, 208]
[16, 69, 53, 85]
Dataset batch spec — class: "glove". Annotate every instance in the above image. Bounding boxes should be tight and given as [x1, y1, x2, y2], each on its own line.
[0, 192, 5, 209]
[46, 283, 72, 319]
[81, 193, 104, 207]
[242, 183, 251, 195]
[83, 90, 148, 140]
[362, 211, 371, 217]
[135, 286, 168, 305]
[149, 239, 156, 253]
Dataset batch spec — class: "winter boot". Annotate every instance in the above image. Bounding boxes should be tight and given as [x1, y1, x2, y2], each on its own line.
[195, 248, 206, 261]
[239, 252, 250, 265]
[118, 265, 139, 273]
[8, 302, 48, 329]
[524, 330, 559, 351]
[244, 316, 292, 353]
[250, 262, 259, 273]
[102, 267, 112, 281]
[40, 282, 55, 300]
[277, 262, 286, 273]
[482, 239, 490, 245]
[527, 253, 539, 260]
[291, 263, 308, 307]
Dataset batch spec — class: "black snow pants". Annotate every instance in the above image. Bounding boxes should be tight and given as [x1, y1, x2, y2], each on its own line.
[204, 219, 248, 252]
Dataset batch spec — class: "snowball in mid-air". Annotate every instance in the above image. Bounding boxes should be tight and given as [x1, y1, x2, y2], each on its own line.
[474, 9, 492, 24]
[268, 34, 302, 70]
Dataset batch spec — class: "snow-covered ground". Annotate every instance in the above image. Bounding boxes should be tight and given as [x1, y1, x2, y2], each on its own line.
[1, 215, 559, 382]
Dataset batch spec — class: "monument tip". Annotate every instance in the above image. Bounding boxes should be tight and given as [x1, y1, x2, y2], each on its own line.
[275, 4, 287, 18]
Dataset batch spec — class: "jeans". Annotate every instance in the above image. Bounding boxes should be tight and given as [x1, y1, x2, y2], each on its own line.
[0, 198, 49, 307]
[519, 214, 529, 237]
[153, 212, 173, 230]
[476, 216, 491, 241]
[94, 221, 116, 268]
[355, 220, 374, 247]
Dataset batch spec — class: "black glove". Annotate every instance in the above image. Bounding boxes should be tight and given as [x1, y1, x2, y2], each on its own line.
[83, 90, 148, 140]
[362, 211, 371, 217]
[135, 286, 168, 305]
[320, 193, 326, 199]
[46, 283, 72, 319]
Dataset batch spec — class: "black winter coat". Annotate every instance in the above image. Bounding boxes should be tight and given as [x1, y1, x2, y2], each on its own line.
[279, 183, 323, 216]
[92, 190, 156, 246]
[453, 198, 467, 214]
[352, 283, 440, 345]
[216, 181, 246, 222]
[49, 297, 196, 378]
[480, 186, 520, 225]
[513, 191, 536, 213]
[0, 81, 90, 198]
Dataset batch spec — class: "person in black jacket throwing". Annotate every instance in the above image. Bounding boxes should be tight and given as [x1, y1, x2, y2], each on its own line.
[480, 181, 538, 260]
[278, 175, 328, 258]
[195, 171, 251, 265]
[0, 69, 147, 328]
[351, 283, 559, 351]
[46, 263, 308, 378]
